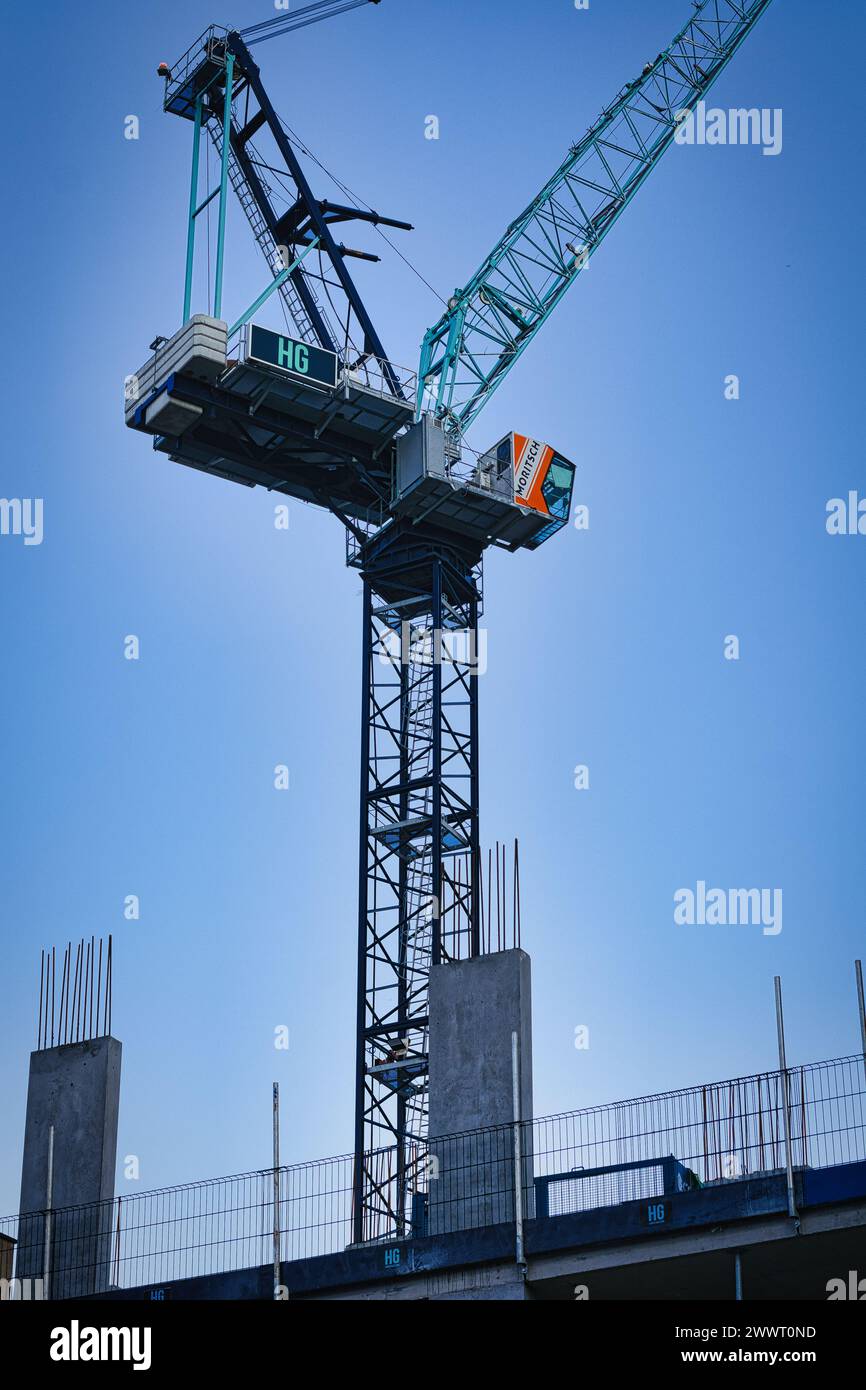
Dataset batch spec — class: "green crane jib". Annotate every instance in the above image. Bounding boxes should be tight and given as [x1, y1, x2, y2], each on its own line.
[418, 0, 775, 439]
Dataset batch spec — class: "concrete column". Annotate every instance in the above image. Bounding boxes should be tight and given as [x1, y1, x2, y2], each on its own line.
[17, 1037, 122, 1298]
[427, 949, 533, 1235]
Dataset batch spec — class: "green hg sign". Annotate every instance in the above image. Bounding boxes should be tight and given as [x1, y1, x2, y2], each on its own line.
[248, 325, 338, 389]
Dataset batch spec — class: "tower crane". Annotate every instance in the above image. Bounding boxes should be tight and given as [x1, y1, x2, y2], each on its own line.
[126, 0, 776, 1244]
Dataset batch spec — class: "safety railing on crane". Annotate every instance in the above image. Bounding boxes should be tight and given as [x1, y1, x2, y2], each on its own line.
[161, 27, 231, 117]
[226, 323, 417, 402]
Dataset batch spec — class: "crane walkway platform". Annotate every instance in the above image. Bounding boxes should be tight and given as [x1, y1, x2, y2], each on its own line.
[125, 316, 414, 523]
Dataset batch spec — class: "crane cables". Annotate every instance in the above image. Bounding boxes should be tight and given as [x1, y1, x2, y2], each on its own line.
[239, 0, 379, 48]
[274, 110, 448, 309]
[233, 0, 446, 307]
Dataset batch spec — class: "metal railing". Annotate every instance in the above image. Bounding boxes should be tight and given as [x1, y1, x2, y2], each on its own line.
[226, 322, 417, 405]
[162, 27, 231, 118]
[533, 1054, 866, 1192]
[2, 1054, 863, 1296]
[345, 510, 390, 567]
[534, 1156, 699, 1221]
[344, 356, 417, 403]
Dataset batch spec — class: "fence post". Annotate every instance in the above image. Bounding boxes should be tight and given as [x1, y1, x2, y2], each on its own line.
[511, 1031, 526, 1275]
[773, 977, 798, 1221]
[855, 961, 866, 1087]
[43, 1124, 54, 1300]
[272, 1083, 283, 1300]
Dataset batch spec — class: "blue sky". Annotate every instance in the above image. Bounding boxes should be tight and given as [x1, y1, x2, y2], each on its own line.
[1, 0, 864, 1213]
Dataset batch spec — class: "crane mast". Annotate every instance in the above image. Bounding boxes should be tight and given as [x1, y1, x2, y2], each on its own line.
[419, 0, 774, 438]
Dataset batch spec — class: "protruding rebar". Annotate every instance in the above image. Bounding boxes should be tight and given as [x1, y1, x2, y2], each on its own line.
[107, 934, 113, 1037]
[38, 950, 45, 1049]
[84, 939, 91, 1039]
[74, 942, 82, 1043]
[35, 935, 115, 1049]
[515, 838, 521, 949]
[97, 939, 103, 1037]
[89, 934, 96, 1038]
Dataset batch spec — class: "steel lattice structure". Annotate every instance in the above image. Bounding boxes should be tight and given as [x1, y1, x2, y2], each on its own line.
[353, 536, 482, 1241]
[419, 0, 775, 436]
[129, 0, 776, 1251]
